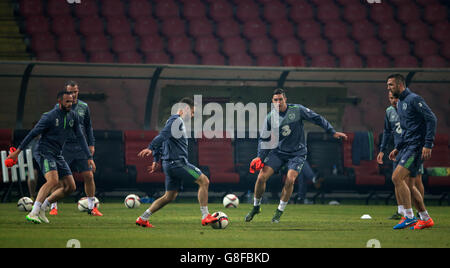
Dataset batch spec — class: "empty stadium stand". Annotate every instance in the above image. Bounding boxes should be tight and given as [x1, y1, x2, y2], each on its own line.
[12, 0, 449, 67]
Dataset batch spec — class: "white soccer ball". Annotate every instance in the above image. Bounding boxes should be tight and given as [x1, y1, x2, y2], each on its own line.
[124, 194, 141, 209]
[223, 194, 239, 208]
[17, 197, 33, 212]
[210, 211, 229, 229]
[77, 197, 100, 212]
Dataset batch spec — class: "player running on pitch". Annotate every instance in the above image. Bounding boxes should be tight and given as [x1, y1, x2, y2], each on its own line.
[377, 91, 425, 221]
[6, 91, 94, 224]
[135, 97, 218, 228]
[245, 88, 347, 223]
[387, 74, 436, 230]
[49, 81, 102, 216]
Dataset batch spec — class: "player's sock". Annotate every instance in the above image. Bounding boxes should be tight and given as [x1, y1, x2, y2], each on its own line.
[398, 205, 405, 216]
[404, 208, 414, 219]
[200, 206, 209, 219]
[87, 197, 95, 210]
[253, 197, 262, 207]
[31, 201, 42, 215]
[278, 200, 288, 212]
[41, 199, 50, 212]
[50, 202, 57, 210]
[418, 210, 430, 221]
[140, 209, 152, 221]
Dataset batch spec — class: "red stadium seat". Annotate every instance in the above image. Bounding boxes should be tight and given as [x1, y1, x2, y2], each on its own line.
[317, 3, 340, 22]
[311, 54, 336, 68]
[19, 0, 43, 17]
[296, 20, 321, 40]
[57, 34, 82, 53]
[155, 0, 179, 20]
[405, 21, 430, 42]
[195, 35, 220, 56]
[134, 17, 159, 37]
[61, 50, 86, 62]
[31, 32, 56, 53]
[222, 36, 247, 57]
[269, 20, 295, 40]
[366, 55, 391, 68]
[289, 1, 314, 23]
[358, 38, 383, 57]
[370, 3, 394, 24]
[167, 35, 193, 55]
[378, 20, 402, 42]
[100, 0, 126, 18]
[144, 52, 171, 64]
[442, 43, 450, 60]
[183, 0, 207, 21]
[173, 52, 198, 65]
[188, 18, 213, 37]
[243, 19, 268, 39]
[89, 51, 115, 63]
[79, 16, 104, 36]
[0, 129, 12, 153]
[257, 54, 282, 66]
[161, 18, 186, 38]
[36, 51, 60, 61]
[249, 37, 274, 56]
[277, 37, 301, 57]
[197, 136, 240, 184]
[229, 53, 253, 66]
[397, 4, 421, 24]
[128, 0, 153, 20]
[424, 4, 448, 25]
[51, 16, 76, 36]
[394, 55, 419, 68]
[282, 54, 304, 67]
[216, 19, 241, 39]
[385, 38, 411, 57]
[304, 38, 328, 57]
[209, 0, 233, 22]
[343, 3, 367, 23]
[263, 2, 287, 23]
[124, 130, 165, 184]
[351, 20, 376, 41]
[112, 34, 136, 53]
[236, 0, 260, 22]
[432, 22, 450, 43]
[324, 20, 349, 40]
[117, 51, 143, 64]
[422, 55, 448, 68]
[47, 0, 71, 17]
[140, 35, 165, 54]
[106, 16, 132, 37]
[74, 0, 99, 18]
[414, 39, 439, 60]
[339, 54, 363, 68]
[331, 38, 356, 56]
[25, 15, 50, 35]
[201, 53, 226, 65]
[85, 35, 110, 53]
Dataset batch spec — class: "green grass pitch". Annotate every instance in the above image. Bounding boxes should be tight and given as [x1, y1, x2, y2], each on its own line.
[1, 202, 449, 248]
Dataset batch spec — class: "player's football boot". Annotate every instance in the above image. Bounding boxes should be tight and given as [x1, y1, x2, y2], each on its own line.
[393, 217, 417, 229]
[410, 218, 434, 230]
[201, 214, 219, 226]
[49, 208, 58, 215]
[136, 217, 153, 228]
[26, 213, 41, 224]
[271, 209, 283, 223]
[244, 206, 261, 222]
[88, 207, 103, 216]
[38, 209, 49, 224]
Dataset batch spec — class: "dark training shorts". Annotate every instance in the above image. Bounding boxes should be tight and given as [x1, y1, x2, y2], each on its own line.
[33, 151, 72, 178]
[396, 145, 424, 177]
[263, 150, 306, 174]
[162, 159, 203, 192]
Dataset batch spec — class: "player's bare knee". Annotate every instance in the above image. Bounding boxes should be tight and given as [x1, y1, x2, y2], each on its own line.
[196, 174, 209, 188]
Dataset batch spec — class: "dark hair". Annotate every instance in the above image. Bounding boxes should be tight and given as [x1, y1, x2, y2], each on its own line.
[178, 97, 195, 108]
[273, 88, 286, 97]
[387, 74, 406, 87]
[57, 91, 71, 100]
[65, 80, 78, 88]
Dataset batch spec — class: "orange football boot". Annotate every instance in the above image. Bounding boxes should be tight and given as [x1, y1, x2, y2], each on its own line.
[201, 214, 218, 226]
[136, 217, 153, 228]
[411, 218, 434, 230]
